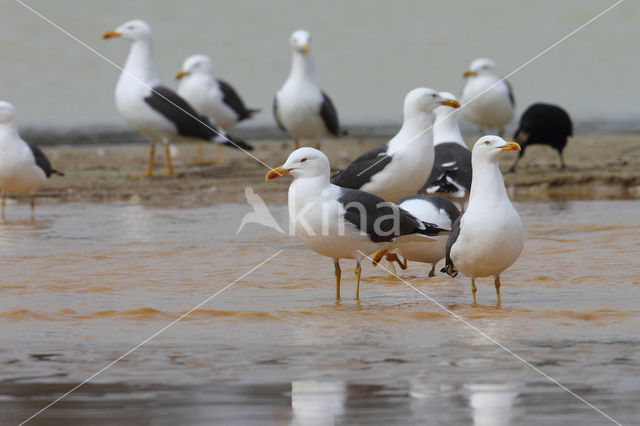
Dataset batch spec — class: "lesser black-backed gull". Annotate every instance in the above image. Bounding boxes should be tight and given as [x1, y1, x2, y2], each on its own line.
[331, 88, 459, 201]
[442, 136, 523, 305]
[103, 20, 252, 177]
[176, 54, 260, 163]
[273, 30, 340, 150]
[266, 148, 446, 300]
[420, 92, 472, 207]
[461, 58, 515, 137]
[0, 101, 64, 220]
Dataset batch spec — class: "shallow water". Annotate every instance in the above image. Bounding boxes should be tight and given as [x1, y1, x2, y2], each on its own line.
[1, 200, 639, 425]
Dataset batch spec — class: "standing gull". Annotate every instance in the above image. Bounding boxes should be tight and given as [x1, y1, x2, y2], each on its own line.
[331, 89, 459, 201]
[274, 30, 340, 150]
[442, 136, 524, 305]
[266, 148, 446, 301]
[0, 101, 64, 220]
[375, 195, 460, 276]
[461, 58, 515, 137]
[509, 103, 573, 172]
[420, 92, 472, 207]
[103, 20, 252, 177]
[176, 54, 260, 163]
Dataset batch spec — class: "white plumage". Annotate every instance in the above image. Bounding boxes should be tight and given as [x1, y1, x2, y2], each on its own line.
[443, 136, 524, 305]
[103, 20, 250, 177]
[274, 30, 340, 149]
[266, 148, 444, 300]
[176, 54, 259, 131]
[391, 195, 460, 276]
[0, 101, 62, 220]
[331, 89, 460, 202]
[421, 92, 472, 203]
[461, 58, 515, 136]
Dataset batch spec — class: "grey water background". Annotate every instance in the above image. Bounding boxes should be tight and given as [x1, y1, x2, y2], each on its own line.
[0, 0, 638, 138]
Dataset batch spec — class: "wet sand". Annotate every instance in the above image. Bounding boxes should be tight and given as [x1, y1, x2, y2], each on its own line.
[30, 134, 640, 207]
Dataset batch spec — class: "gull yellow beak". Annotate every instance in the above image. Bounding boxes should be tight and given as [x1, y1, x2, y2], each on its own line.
[300, 44, 309, 53]
[440, 98, 460, 108]
[102, 30, 121, 39]
[175, 70, 189, 80]
[265, 166, 292, 180]
[462, 69, 476, 78]
[500, 141, 521, 151]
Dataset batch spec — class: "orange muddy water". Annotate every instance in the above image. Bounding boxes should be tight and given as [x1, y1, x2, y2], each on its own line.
[1, 200, 639, 425]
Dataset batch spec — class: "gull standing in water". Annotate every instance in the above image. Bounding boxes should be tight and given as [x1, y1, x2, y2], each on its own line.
[267, 148, 446, 301]
[442, 136, 523, 305]
[0, 101, 64, 220]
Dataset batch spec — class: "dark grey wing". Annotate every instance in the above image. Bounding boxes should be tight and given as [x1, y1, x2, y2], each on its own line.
[331, 143, 391, 189]
[144, 85, 222, 140]
[273, 97, 286, 131]
[145, 86, 253, 151]
[218, 79, 259, 121]
[420, 143, 472, 195]
[441, 215, 462, 277]
[338, 188, 443, 243]
[320, 91, 340, 136]
[505, 80, 515, 107]
[28, 143, 53, 178]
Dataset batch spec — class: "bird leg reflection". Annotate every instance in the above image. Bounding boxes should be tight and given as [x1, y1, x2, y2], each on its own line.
[333, 259, 341, 300]
[354, 260, 362, 301]
[471, 277, 477, 304]
[494, 275, 501, 305]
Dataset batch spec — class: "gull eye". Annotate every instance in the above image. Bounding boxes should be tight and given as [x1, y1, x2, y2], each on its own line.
[431, 93, 436, 98]
[484, 140, 491, 145]
[300, 158, 307, 163]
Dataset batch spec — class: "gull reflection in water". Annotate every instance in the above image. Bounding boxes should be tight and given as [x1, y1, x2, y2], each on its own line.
[290, 380, 346, 426]
[466, 383, 520, 426]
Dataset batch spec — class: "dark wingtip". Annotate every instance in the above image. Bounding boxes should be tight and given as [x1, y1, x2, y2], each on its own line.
[52, 169, 65, 177]
[440, 265, 458, 277]
[225, 136, 254, 151]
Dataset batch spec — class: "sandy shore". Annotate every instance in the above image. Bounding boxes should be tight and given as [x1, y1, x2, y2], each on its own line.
[29, 134, 640, 206]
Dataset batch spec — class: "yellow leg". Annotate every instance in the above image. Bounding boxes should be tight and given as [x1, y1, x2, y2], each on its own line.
[428, 264, 436, 277]
[196, 141, 204, 164]
[294, 138, 300, 150]
[471, 278, 477, 304]
[385, 252, 407, 270]
[334, 259, 341, 300]
[132, 144, 155, 178]
[164, 144, 173, 177]
[372, 250, 387, 266]
[213, 144, 221, 164]
[30, 196, 35, 221]
[494, 275, 501, 306]
[1, 192, 5, 221]
[354, 260, 362, 301]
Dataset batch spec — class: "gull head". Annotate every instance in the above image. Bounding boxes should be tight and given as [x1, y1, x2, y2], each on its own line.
[472, 135, 520, 162]
[290, 30, 311, 54]
[176, 54, 212, 80]
[404, 88, 460, 117]
[0, 101, 17, 124]
[103, 19, 152, 41]
[463, 58, 498, 78]
[434, 91, 460, 118]
[266, 148, 330, 180]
